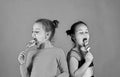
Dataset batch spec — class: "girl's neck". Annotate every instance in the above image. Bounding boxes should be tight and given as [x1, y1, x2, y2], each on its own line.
[44, 40, 54, 48]
[73, 44, 82, 51]
[74, 44, 88, 55]
[37, 40, 53, 49]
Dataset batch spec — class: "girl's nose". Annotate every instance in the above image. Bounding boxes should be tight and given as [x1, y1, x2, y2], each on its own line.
[32, 33, 36, 38]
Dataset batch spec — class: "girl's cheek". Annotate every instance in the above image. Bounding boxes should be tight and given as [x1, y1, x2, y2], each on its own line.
[38, 34, 46, 42]
[76, 37, 82, 44]
[86, 33, 90, 37]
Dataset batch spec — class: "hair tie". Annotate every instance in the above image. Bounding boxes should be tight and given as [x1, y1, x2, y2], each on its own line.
[53, 20, 59, 28]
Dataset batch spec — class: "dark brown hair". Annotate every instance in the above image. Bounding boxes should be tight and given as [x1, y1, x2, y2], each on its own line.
[35, 18, 59, 41]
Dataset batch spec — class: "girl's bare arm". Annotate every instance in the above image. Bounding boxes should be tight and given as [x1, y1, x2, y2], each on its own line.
[69, 52, 93, 77]
[19, 51, 34, 77]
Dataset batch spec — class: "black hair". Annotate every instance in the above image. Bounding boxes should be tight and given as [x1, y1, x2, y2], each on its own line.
[66, 21, 87, 36]
[35, 18, 59, 41]
[66, 21, 87, 44]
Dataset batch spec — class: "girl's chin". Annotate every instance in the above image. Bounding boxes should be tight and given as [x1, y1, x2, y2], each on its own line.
[78, 43, 84, 47]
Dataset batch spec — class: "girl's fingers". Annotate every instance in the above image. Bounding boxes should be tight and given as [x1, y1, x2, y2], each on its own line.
[26, 40, 35, 48]
[85, 44, 90, 51]
[87, 47, 91, 51]
[18, 51, 26, 64]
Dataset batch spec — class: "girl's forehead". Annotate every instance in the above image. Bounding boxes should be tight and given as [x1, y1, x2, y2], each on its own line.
[76, 24, 88, 31]
[33, 23, 43, 30]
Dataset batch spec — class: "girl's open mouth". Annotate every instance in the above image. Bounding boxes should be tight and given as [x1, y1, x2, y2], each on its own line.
[83, 38, 88, 46]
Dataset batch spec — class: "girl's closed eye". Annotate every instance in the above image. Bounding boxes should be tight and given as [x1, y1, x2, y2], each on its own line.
[85, 31, 88, 34]
[78, 31, 84, 34]
[32, 31, 40, 34]
[35, 31, 40, 34]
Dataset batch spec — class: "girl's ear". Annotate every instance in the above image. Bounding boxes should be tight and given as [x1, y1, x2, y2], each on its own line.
[45, 32, 51, 40]
[71, 34, 75, 40]
[71, 34, 77, 43]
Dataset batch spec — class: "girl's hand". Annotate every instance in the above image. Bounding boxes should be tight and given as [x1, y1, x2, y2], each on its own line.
[26, 40, 36, 48]
[18, 51, 26, 65]
[81, 45, 91, 52]
[85, 51, 93, 63]
[18, 40, 35, 65]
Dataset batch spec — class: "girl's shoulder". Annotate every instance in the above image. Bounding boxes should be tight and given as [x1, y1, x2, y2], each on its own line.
[51, 47, 66, 56]
[50, 46, 63, 51]
[68, 49, 81, 61]
[26, 46, 38, 58]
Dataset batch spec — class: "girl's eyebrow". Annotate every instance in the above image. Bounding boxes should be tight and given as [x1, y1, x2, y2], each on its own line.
[33, 28, 41, 31]
[32, 30, 41, 32]
[77, 29, 88, 33]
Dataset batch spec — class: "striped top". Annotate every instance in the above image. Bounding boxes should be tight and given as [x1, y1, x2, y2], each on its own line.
[67, 49, 94, 77]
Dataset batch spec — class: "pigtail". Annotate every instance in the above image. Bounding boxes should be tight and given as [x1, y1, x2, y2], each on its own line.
[66, 30, 72, 36]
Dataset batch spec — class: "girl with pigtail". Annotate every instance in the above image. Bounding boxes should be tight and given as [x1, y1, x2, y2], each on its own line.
[66, 21, 94, 77]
